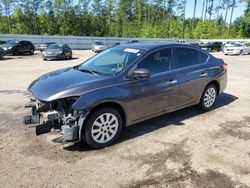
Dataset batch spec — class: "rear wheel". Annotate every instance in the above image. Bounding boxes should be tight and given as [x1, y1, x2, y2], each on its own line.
[199, 84, 217, 111]
[30, 48, 34, 55]
[83, 108, 123, 149]
[13, 50, 18, 56]
[0, 52, 3, 60]
[61, 53, 66, 60]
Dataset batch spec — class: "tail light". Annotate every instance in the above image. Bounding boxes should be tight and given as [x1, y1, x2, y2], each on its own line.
[222, 62, 228, 70]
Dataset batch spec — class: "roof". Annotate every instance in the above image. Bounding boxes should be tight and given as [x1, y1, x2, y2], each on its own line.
[118, 42, 188, 51]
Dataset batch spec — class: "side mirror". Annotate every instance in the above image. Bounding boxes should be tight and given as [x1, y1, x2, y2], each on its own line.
[132, 68, 151, 79]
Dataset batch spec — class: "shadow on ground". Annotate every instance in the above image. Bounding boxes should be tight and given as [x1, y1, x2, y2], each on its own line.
[63, 92, 238, 151]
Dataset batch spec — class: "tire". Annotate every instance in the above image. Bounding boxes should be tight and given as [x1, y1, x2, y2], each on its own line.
[199, 84, 217, 111]
[30, 48, 34, 55]
[0, 52, 3, 60]
[13, 50, 18, 56]
[83, 108, 123, 149]
[69, 53, 72, 59]
[43, 58, 47, 61]
[61, 53, 66, 60]
[240, 50, 243, 56]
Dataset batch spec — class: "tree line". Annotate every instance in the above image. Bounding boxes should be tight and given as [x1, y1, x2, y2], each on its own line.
[0, 0, 249, 39]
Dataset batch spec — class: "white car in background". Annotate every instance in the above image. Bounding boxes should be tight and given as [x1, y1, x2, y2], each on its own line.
[91, 41, 106, 53]
[224, 42, 250, 55]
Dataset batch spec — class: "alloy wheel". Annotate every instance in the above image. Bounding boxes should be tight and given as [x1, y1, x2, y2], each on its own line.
[91, 113, 119, 144]
[203, 87, 216, 108]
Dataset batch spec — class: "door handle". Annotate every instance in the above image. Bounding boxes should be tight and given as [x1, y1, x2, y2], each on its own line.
[166, 80, 177, 84]
[200, 73, 208, 77]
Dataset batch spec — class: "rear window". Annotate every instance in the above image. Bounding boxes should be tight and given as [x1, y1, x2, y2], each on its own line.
[199, 51, 209, 64]
[94, 42, 104, 45]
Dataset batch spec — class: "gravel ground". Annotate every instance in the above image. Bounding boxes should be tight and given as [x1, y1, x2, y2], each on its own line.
[0, 50, 249, 188]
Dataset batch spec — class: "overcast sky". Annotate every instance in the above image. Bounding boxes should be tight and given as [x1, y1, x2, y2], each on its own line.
[184, 0, 246, 21]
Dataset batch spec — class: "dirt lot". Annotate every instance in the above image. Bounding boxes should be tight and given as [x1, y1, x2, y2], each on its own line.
[0, 50, 249, 188]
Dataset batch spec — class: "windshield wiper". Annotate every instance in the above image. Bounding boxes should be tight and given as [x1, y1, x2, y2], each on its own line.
[78, 69, 100, 76]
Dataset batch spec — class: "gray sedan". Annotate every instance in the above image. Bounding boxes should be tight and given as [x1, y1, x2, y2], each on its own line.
[25, 43, 227, 149]
[42, 44, 72, 61]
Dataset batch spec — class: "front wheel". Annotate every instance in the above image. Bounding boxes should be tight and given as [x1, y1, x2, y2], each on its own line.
[240, 50, 243, 56]
[199, 84, 217, 111]
[83, 108, 123, 149]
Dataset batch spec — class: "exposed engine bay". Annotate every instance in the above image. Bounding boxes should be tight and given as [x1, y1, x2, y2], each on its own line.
[24, 97, 89, 142]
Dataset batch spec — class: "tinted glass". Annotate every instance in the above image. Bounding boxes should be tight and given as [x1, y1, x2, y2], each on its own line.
[48, 44, 62, 49]
[199, 51, 209, 64]
[137, 48, 172, 74]
[232, 43, 243, 47]
[94, 42, 104, 45]
[78, 47, 146, 76]
[175, 48, 200, 68]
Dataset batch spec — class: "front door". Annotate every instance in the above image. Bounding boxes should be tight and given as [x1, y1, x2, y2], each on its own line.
[129, 48, 179, 121]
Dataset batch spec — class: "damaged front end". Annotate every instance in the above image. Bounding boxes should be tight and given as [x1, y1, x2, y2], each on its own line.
[24, 97, 89, 142]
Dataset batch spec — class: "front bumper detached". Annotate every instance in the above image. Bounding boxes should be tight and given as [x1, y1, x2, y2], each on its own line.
[24, 100, 89, 142]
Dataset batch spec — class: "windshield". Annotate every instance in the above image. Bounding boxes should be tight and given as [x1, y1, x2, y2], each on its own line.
[94, 42, 104, 45]
[231, 43, 242, 47]
[77, 47, 146, 76]
[47, 44, 62, 49]
[5, 40, 18, 45]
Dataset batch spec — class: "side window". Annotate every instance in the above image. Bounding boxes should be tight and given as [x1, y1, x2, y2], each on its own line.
[19, 41, 25, 45]
[66, 45, 70, 49]
[137, 48, 172, 74]
[199, 51, 209, 64]
[175, 47, 200, 68]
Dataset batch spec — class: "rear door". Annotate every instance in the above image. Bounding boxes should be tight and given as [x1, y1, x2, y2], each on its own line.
[173, 47, 210, 108]
[18, 41, 26, 53]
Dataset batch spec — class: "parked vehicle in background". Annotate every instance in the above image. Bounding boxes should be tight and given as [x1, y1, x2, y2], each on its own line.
[0, 47, 4, 60]
[201, 42, 222, 52]
[127, 40, 139, 43]
[38, 42, 56, 52]
[0, 40, 35, 55]
[177, 40, 186, 44]
[188, 42, 200, 47]
[224, 42, 250, 55]
[25, 43, 228, 149]
[92, 41, 106, 53]
[42, 44, 72, 60]
[222, 41, 235, 51]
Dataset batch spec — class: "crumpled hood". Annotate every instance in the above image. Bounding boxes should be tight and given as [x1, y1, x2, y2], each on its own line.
[28, 67, 108, 102]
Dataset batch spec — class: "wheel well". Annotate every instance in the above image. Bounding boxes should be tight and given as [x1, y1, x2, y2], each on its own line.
[207, 80, 220, 95]
[86, 102, 126, 127]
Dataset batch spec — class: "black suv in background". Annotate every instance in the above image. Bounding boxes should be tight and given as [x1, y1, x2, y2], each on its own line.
[0, 40, 35, 55]
[0, 47, 4, 59]
[201, 42, 222, 52]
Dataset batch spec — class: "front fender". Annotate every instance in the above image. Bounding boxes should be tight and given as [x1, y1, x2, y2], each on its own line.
[72, 86, 130, 111]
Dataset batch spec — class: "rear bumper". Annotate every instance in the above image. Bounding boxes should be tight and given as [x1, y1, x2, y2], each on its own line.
[224, 51, 240, 55]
